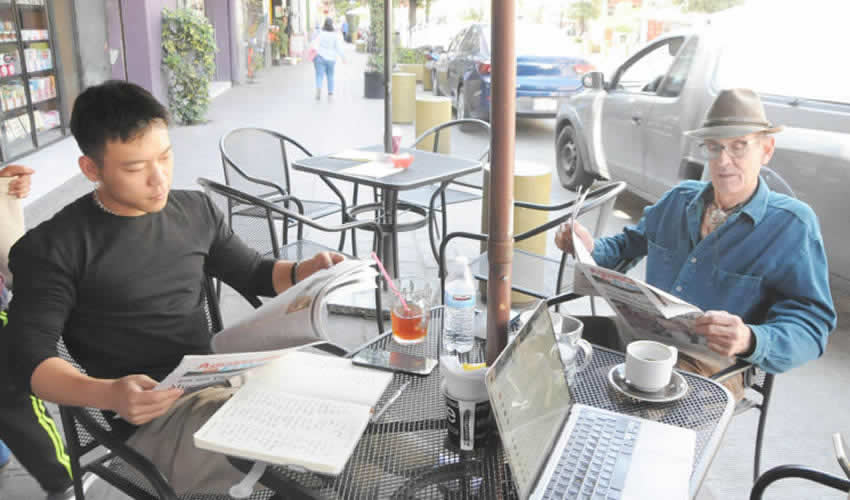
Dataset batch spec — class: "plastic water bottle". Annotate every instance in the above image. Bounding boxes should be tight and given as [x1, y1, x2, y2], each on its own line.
[444, 257, 476, 353]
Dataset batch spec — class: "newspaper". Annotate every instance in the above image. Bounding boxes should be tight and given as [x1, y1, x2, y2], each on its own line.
[569, 191, 730, 366]
[154, 259, 378, 390]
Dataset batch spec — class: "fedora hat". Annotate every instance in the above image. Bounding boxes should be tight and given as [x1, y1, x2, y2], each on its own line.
[685, 88, 783, 140]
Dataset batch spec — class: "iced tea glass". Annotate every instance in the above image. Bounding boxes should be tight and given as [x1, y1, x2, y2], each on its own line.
[391, 278, 432, 345]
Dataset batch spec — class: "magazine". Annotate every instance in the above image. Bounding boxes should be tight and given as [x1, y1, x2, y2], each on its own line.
[154, 259, 378, 391]
[568, 191, 730, 366]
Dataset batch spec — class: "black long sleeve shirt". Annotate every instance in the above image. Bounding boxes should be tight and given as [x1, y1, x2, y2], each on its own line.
[6, 190, 276, 392]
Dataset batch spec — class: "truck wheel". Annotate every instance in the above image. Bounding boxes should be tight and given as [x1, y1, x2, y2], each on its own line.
[556, 125, 594, 191]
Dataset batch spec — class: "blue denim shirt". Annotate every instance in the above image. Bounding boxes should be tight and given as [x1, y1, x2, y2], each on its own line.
[592, 180, 836, 374]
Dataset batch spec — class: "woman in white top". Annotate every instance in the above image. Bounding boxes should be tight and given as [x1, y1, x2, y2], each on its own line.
[312, 18, 346, 100]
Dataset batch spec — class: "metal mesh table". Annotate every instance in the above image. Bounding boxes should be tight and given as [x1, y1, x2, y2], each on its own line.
[242, 307, 734, 499]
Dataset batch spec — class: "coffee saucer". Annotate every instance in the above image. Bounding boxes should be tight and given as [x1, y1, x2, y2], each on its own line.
[607, 364, 688, 403]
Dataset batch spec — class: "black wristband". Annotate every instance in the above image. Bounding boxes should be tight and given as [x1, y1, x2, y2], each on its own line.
[290, 261, 299, 286]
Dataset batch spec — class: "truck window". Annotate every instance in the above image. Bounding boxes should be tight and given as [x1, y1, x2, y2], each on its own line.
[612, 37, 683, 94]
[657, 37, 698, 98]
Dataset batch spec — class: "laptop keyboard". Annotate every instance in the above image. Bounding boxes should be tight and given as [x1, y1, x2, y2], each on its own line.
[543, 407, 640, 500]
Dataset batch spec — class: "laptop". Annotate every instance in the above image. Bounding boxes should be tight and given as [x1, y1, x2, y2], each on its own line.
[486, 301, 696, 500]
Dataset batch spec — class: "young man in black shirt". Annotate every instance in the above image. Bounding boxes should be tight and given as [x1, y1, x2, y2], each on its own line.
[6, 81, 343, 494]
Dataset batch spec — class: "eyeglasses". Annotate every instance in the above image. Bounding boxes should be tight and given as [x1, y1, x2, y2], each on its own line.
[698, 138, 760, 160]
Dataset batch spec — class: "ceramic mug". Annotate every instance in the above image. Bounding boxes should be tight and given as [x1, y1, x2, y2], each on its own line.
[625, 340, 677, 392]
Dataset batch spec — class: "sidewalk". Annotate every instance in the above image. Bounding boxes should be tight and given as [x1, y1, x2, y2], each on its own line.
[2, 43, 849, 500]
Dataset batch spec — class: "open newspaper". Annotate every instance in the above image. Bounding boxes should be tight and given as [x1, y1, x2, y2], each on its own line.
[155, 259, 378, 390]
[569, 190, 731, 367]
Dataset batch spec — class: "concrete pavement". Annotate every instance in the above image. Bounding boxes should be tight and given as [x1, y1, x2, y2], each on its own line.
[2, 43, 848, 499]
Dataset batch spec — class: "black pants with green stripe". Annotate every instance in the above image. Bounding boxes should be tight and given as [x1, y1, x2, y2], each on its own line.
[1, 311, 73, 493]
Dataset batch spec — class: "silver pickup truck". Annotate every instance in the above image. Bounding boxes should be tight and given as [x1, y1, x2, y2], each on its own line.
[555, 28, 850, 291]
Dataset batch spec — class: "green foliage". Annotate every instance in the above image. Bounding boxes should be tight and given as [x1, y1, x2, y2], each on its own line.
[366, 0, 386, 73]
[271, 20, 288, 60]
[568, 0, 601, 35]
[673, 0, 744, 13]
[397, 47, 424, 64]
[161, 8, 216, 125]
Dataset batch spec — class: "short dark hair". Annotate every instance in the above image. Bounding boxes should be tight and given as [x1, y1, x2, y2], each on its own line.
[69, 80, 170, 163]
[323, 17, 334, 31]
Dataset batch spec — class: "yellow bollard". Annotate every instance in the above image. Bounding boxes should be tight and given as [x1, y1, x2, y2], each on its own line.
[391, 73, 416, 124]
[479, 161, 552, 304]
[397, 63, 425, 83]
[511, 160, 552, 304]
[415, 96, 452, 154]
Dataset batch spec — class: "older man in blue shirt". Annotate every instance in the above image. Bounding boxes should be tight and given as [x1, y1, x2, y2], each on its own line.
[556, 89, 836, 396]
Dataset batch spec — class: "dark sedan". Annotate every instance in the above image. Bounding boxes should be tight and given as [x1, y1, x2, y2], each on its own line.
[431, 23, 594, 120]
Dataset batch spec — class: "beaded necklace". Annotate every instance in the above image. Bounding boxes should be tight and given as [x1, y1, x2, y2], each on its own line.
[92, 190, 119, 216]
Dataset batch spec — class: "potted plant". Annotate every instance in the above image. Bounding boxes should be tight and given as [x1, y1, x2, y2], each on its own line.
[364, 0, 385, 99]
[161, 8, 216, 124]
[396, 47, 425, 83]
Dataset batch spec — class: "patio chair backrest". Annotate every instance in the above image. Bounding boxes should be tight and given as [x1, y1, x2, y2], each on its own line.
[219, 127, 313, 200]
[409, 118, 491, 162]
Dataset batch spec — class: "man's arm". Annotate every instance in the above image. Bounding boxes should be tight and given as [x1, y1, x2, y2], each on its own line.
[30, 358, 183, 425]
[738, 233, 836, 373]
[270, 251, 345, 294]
[0, 164, 34, 198]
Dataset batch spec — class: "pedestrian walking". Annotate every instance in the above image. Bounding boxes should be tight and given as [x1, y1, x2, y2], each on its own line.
[311, 18, 346, 100]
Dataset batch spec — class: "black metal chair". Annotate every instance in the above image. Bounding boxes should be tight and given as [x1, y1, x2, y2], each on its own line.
[347, 119, 491, 261]
[438, 181, 628, 303]
[57, 276, 282, 500]
[220, 127, 348, 252]
[749, 434, 850, 499]
[198, 177, 386, 334]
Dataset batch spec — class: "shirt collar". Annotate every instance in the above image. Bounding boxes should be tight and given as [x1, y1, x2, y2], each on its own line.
[687, 178, 769, 226]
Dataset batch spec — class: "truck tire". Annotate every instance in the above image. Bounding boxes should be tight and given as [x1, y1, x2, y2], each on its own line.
[556, 124, 594, 191]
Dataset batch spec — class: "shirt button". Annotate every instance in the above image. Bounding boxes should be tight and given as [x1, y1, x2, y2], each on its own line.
[691, 257, 697, 263]
[675, 286, 683, 292]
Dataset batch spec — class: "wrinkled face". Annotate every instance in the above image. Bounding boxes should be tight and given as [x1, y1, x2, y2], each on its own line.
[704, 133, 775, 203]
[82, 121, 173, 216]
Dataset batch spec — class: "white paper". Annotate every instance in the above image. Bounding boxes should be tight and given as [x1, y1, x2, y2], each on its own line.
[211, 259, 377, 354]
[338, 161, 403, 178]
[574, 262, 730, 366]
[193, 351, 393, 475]
[0, 178, 24, 286]
[329, 149, 381, 161]
[154, 347, 307, 391]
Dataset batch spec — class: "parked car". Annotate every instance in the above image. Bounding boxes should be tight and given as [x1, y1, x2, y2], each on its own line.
[432, 23, 594, 121]
[554, 24, 850, 289]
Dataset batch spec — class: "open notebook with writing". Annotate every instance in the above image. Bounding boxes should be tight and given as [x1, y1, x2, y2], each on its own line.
[194, 350, 393, 475]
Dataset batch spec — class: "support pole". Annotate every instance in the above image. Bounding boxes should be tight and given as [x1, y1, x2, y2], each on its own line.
[383, 0, 392, 153]
[486, 0, 516, 366]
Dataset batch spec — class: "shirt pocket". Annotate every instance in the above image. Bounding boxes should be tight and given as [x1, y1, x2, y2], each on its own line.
[646, 239, 677, 291]
[710, 266, 763, 316]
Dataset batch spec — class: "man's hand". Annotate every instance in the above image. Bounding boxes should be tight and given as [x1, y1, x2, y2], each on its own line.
[554, 220, 594, 255]
[106, 374, 184, 426]
[0, 164, 34, 199]
[693, 310, 754, 357]
[296, 251, 345, 283]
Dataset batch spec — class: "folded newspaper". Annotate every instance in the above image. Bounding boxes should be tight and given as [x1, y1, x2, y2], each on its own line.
[155, 259, 378, 390]
[569, 189, 731, 366]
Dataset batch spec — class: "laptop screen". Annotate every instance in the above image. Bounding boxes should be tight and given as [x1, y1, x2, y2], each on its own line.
[486, 301, 572, 499]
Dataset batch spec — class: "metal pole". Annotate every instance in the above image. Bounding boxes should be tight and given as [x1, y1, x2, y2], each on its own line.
[383, 0, 392, 153]
[486, 0, 516, 366]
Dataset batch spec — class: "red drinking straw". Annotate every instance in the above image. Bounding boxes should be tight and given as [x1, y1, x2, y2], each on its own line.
[371, 252, 410, 314]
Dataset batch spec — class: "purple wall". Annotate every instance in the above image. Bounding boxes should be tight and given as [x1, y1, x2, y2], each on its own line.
[206, 0, 233, 82]
[120, 0, 177, 103]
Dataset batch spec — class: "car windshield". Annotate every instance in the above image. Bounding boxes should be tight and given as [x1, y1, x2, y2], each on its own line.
[483, 24, 574, 57]
[711, 5, 850, 104]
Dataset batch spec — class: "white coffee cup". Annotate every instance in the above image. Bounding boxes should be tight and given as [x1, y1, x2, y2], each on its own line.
[625, 340, 678, 392]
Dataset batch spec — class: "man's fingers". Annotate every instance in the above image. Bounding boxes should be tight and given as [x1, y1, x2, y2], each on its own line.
[328, 252, 344, 264]
[0, 165, 35, 177]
